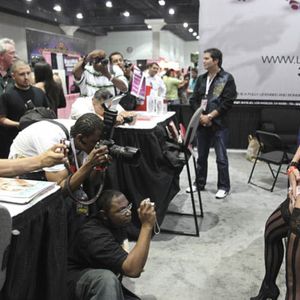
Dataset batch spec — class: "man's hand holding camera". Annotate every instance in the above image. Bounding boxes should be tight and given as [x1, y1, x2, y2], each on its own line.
[84, 49, 110, 75]
[40, 143, 68, 167]
[85, 144, 110, 168]
[138, 198, 156, 230]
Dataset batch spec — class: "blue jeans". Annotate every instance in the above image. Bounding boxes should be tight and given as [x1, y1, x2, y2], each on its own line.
[196, 125, 230, 192]
[75, 269, 124, 300]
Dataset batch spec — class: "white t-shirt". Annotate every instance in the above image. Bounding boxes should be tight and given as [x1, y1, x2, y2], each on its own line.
[9, 119, 75, 173]
[143, 70, 167, 98]
[75, 64, 128, 97]
[70, 96, 125, 120]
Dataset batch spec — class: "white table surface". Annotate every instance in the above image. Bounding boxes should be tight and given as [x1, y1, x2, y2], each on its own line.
[0, 185, 61, 218]
[118, 111, 175, 130]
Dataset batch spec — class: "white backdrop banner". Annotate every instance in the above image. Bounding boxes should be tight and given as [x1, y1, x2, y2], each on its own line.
[198, 0, 300, 103]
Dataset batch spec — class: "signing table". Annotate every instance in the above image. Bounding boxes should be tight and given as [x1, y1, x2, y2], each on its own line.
[107, 111, 181, 238]
[0, 186, 68, 300]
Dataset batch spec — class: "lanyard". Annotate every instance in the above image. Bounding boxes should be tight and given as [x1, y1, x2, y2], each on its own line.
[205, 74, 217, 96]
[70, 138, 80, 171]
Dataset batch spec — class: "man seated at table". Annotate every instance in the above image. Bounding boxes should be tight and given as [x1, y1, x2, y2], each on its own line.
[0, 143, 67, 177]
[9, 113, 109, 192]
[70, 89, 123, 121]
[67, 189, 156, 300]
[70, 89, 137, 126]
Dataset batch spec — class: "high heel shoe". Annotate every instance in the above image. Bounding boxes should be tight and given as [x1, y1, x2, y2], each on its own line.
[250, 283, 280, 300]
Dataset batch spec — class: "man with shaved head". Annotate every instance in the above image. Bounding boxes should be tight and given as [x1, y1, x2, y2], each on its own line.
[0, 60, 49, 158]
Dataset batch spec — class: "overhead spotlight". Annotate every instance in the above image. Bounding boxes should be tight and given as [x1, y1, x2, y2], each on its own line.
[188, 28, 193, 33]
[76, 12, 83, 19]
[158, 0, 165, 5]
[26, 0, 32, 2]
[106, 1, 113, 8]
[193, 32, 197, 36]
[123, 11, 130, 17]
[168, 8, 175, 15]
[183, 22, 188, 28]
[196, 36, 199, 40]
[147, 25, 152, 29]
[26, 9, 30, 14]
[53, 4, 62, 12]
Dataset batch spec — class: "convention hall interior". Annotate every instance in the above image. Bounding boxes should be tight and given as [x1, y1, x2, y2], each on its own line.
[0, 0, 300, 299]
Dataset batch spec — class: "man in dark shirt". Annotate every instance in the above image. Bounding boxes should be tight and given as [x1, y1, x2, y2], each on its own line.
[0, 38, 16, 95]
[188, 48, 237, 199]
[0, 60, 49, 158]
[68, 190, 156, 300]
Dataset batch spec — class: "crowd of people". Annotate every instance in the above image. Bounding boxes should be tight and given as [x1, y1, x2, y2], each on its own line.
[0, 36, 299, 300]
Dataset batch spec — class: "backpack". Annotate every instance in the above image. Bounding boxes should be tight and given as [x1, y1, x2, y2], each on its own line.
[19, 107, 57, 130]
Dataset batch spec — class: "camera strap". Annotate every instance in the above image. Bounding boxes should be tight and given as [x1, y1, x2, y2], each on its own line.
[63, 138, 106, 215]
[65, 171, 106, 206]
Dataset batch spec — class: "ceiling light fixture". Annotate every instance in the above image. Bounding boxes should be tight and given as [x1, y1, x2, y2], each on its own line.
[188, 28, 193, 33]
[26, 9, 30, 14]
[168, 8, 175, 15]
[147, 25, 152, 29]
[25, 0, 32, 2]
[76, 12, 83, 19]
[123, 11, 130, 17]
[196, 36, 199, 40]
[158, 0, 165, 6]
[106, 1, 112, 8]
[183, 22, 188, 28]
[193, 32, 197, 36]
[53, 4, 62, 12]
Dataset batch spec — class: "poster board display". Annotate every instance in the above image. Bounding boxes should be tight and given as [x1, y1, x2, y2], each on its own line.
[26, 28, 84, 93]
[198, 0, 300, 104]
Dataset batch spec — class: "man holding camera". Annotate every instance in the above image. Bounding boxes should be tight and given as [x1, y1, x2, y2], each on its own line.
[9, 113, 109, 192]
[108, 51, 137, 111]
[73, 49, 128, 97]
[67, 189, 156, 300]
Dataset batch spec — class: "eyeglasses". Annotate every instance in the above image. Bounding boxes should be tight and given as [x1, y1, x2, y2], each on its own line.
[119, 203, 132, 215]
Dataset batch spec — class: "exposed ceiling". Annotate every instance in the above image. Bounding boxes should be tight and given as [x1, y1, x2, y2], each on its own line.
[0, 0, 199, 41]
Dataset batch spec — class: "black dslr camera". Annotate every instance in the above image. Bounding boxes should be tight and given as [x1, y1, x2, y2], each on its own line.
[100, 105, 140, 164]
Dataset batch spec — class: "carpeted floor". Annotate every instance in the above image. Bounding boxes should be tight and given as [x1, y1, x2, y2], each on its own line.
[123, 151, 289, 300]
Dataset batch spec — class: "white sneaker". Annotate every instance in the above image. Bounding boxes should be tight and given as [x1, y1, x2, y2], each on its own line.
[185, 183, 197, 193]
[215, 189, 228, 199]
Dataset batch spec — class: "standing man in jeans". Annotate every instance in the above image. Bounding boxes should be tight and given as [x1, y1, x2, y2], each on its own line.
[187, 48, 237, 199]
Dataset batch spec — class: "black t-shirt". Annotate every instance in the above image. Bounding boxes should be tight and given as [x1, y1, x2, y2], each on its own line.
[0, 69, 14, 96]
[0, 85, 49, 158]
[67, 217, 128, 297]
[0, 85, 49, 121]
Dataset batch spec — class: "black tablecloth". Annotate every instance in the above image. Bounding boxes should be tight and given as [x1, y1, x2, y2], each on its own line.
[107, 117, 181, 238]
[1, 190, 68, 300]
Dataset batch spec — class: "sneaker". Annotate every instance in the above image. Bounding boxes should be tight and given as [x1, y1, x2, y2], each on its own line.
[215, 189, 228, 199]
[185, 183, 204, 193]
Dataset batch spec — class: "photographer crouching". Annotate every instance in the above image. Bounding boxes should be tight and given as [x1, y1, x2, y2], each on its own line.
[73, 49, 128, 97]
[67, 190, 156, 300]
